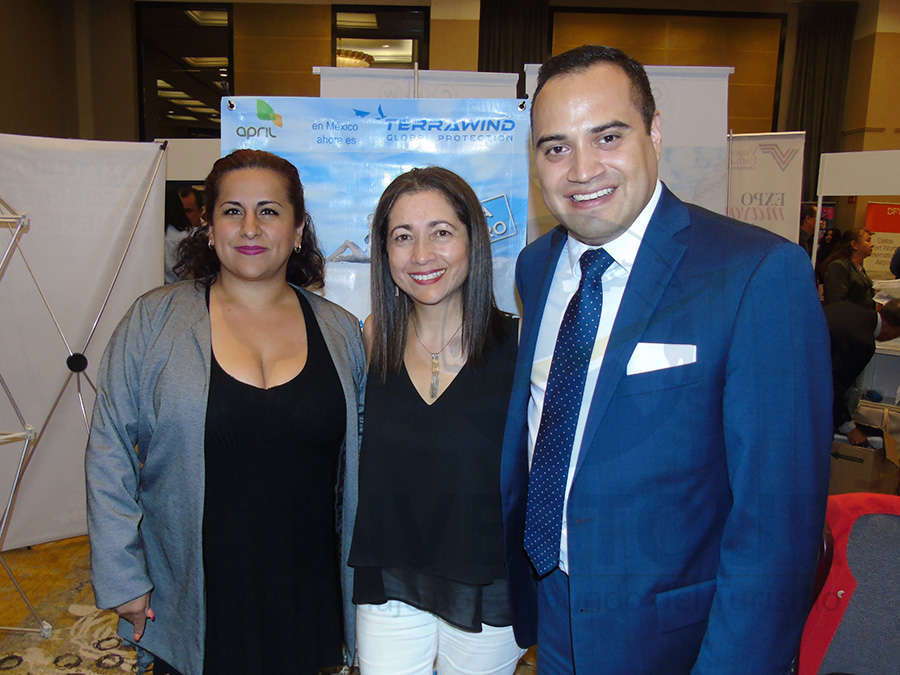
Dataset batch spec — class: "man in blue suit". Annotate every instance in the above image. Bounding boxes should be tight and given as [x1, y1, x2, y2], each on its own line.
[501, 45, 832, 673]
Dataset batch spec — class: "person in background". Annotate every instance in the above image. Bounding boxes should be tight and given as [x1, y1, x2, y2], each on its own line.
[164, 186, 204, 284]
[178, 186, 203, 229]
[889, 245, 900, 279]
[501, 44, 831, 673]
[86, 149, 365, 675]
[825, 299, 900, 445]
[349, 167, 526, 674]
[799, 203, 816, 256]
[814, 226, 839, 287]
[822, 227, 875, 308]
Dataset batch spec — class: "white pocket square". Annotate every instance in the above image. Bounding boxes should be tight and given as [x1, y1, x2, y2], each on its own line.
[626, 342, 697, 376]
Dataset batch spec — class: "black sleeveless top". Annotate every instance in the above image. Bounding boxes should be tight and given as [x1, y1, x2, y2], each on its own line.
[202, 291, 346, 673]
[349, 312, 517, 630]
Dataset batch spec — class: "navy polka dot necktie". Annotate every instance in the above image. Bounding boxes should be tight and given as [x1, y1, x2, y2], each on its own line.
[524, 247, 614, 576]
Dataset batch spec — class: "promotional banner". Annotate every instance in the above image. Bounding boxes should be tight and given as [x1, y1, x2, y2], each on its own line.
[221, 97, 530, 320]
[647, 66, 732, 215]
[728, 132, 805, 243]
[865, 202, 900, 280]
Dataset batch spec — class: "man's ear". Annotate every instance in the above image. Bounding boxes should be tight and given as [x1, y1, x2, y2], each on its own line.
[650, 111, 662, 162]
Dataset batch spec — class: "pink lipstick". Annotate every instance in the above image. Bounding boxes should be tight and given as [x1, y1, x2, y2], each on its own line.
[236, 246, 266, 255]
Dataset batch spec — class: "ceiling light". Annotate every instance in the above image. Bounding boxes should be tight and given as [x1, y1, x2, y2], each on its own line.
[167, 113, 198, 121]
[157, 79, 173, 89]
[186, 106, 218, 114]
[182, 56, 229, 68]
[336, 12, 377, 29]
[172, 99, 205, 107]
[184, 10, 228, 28]
[158, 90, 190, 99]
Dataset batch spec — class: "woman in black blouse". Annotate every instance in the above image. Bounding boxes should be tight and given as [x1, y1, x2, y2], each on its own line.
[349, 167, 526, 673]
[821, 227, 876, 309]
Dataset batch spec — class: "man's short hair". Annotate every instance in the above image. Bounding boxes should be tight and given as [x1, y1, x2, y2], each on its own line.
[802, 204, 816, 221]
[882, 299, 900, 328]
[178, 186, 201, 205]
[531, 45, 656, 134]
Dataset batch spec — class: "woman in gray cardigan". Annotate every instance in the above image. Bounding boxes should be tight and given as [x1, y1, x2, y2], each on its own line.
[85, 150, 365, 675]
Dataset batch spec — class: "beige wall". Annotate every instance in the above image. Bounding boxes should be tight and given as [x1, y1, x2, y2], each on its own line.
[4, 0, 894, 158]
[233, 3, 331, 97]
[429, 19, 479, 71]
[88, 0, 139, 141]
[1, 1, 78, 139]
[552, 11, 783, 134]
[429, 0, 479, 71]
[0, 0, 137, 141]
[837, 0, 900, 230]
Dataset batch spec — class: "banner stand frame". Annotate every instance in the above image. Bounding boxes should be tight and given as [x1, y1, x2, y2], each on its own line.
[0, 207, 51, 638]
[0, 141, 167, 637]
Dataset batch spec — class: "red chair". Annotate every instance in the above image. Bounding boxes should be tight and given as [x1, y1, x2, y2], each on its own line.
[797, 493, 900, 674]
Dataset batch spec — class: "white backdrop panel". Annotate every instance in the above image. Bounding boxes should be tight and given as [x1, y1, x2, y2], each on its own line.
[0, 134, 164, 550]
[315, 66, 519, 99]
[818, 150, 900, 196]
[159, 138, 220, 180]
[646, 66, 732, 214]
[524, 64, 731, 237]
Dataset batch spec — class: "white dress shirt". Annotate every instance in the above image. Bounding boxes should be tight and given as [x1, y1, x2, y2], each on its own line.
[527, 180, 662, 573]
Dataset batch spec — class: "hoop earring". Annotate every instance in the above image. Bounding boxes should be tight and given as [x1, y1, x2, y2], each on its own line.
[394, 285, 399, 297]
[294, 243, 302, 254]
[208, 239, 214, 249]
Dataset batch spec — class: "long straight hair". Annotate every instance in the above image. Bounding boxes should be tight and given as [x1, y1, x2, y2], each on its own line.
[368, 166, 501, 380]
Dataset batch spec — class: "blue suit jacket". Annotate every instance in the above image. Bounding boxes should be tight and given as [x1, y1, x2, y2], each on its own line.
[501, 186, 832, 673]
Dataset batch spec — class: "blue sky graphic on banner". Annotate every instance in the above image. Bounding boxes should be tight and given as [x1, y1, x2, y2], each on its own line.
[221, 97, 530, 320]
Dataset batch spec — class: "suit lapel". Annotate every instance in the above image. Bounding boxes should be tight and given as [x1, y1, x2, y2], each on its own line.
[575, 187, 690, 473]
[501, 226, 567, 499]
[511, 226, 568, 410]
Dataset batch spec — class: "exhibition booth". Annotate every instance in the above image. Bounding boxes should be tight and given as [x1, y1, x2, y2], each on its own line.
[1, 62, 897, 644]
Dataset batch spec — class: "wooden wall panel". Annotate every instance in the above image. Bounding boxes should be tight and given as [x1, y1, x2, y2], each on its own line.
[234, 3, 331, 97]
[430, 18, 479, 71]
[867, 32, 900, 150]
[0, 0, 78, 138]
[552, 12, 783, 133]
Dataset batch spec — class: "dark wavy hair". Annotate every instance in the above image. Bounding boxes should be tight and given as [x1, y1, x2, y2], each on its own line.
[531, 45, 656, 134]
[816, 227, 871, 282]
[369, 166, 503, 380]
[174, 149, 325, 288]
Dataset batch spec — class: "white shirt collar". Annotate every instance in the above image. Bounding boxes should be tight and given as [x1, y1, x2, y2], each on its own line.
[565, 179, 662, 276]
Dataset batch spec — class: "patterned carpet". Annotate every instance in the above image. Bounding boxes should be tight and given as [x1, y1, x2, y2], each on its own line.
[0, 538, 536, 674]
[0, 541, 138, 674]
[0, 604, 137, 674]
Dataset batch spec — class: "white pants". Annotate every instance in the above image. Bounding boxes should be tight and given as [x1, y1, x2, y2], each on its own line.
[356, 600, 525, 675]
